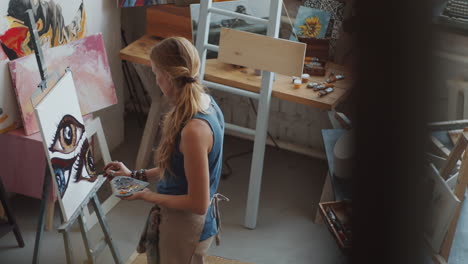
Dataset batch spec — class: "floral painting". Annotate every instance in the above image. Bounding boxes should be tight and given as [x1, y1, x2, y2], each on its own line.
[304, 0, 346, 59]
[290, 6, 331, 41]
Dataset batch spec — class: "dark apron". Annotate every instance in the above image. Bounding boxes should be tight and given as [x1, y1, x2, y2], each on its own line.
[137, 193, 229, 264]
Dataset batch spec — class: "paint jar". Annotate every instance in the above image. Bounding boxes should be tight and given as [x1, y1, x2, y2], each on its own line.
[291, 76, 300, 84]
[293, 79, 301, 89]
[301, 73, 310, 83]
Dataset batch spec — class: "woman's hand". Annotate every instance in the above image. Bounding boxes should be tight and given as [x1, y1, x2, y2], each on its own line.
[121, 188, 151, 201]
[103, 161, 131, 180]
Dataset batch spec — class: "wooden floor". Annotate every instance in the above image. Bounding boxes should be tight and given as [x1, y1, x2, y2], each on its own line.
[126, 251, 254, 264]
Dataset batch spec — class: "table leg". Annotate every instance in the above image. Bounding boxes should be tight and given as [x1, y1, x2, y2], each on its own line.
[0, 203, 4, 219]
[135, 100, 163, 169]
[33, 165, 52, 264]
[314, 171, 335, 224]
[45, 199, 55, 231]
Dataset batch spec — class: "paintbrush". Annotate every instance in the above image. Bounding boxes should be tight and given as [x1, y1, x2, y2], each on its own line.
[89, 170, 108, 176]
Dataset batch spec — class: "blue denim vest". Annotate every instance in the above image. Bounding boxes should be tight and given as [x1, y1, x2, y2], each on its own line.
[157, 95, 225, 241]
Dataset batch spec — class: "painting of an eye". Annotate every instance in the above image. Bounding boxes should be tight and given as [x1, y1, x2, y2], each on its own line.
[84, 145, 96, 175]
[49, 115, 85, 154]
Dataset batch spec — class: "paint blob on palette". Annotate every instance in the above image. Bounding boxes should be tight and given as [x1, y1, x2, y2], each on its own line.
[35, 71, 100, 222]
[9, 33, 117, 136]
[110, 176, 149, 197]
[0, 46, 20, 134]
[0, 0, 86, 60]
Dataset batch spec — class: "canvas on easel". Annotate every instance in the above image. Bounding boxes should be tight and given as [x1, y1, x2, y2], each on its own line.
[35, 70, 100, 222]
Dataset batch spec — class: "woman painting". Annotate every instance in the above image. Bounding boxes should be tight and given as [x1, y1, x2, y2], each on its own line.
[104, 37, 227, 264]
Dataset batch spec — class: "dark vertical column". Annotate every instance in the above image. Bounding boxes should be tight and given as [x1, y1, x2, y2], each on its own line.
[353, 0, 432, 263]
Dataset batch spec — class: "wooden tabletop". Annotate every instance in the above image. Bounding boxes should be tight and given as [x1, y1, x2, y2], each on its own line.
[120, 34, 353, 110]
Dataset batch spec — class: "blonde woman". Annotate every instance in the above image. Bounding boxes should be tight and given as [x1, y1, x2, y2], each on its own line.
[104, 37, 227, 264]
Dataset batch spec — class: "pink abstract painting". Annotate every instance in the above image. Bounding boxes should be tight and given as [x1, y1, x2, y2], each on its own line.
[9, 33, 117, 135]
[0, 46, 20, 134]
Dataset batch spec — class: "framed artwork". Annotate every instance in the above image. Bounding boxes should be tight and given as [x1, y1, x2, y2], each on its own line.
[0, 46, 19, 134]
[117, 0, 174, 8]
[0, 0, 86, 60]
[9, 33, 117, 136]
[290, 6, 331, 41]
[35, 71, 99, 222]
[304, 0, 346, 59]
[190, 0, 268, 58]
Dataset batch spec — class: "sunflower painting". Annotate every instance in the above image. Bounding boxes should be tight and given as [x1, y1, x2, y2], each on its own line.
[299, 17, 323, 38]
[290, 6, 331, 41]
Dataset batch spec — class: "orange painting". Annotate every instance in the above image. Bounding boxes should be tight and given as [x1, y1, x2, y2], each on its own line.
[0, 0, 86, 60]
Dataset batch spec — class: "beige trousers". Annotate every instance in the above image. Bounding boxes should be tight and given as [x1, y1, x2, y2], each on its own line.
[138, 193, 229, 264]
[139, 205, 211, 264]
[191, 236, 214, 264]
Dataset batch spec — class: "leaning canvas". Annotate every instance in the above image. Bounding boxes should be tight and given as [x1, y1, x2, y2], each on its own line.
[35, 71, 99, 222]
[0, 0, 86, 60]
[425, 163, 460, 252]
[9, 33, 117, 136]
[0, 46, 20, 134]
[290, 6, 331, 41]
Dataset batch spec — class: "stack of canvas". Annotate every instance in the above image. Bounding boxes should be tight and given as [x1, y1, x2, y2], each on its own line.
[426, 126, 468, 261]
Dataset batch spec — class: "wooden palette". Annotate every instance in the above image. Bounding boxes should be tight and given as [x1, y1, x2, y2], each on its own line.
[110, 176, 149, 197]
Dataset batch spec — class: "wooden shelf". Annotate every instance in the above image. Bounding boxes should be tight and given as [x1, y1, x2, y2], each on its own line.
[120, 34, 353, 110]
[120, 35, 162, 67]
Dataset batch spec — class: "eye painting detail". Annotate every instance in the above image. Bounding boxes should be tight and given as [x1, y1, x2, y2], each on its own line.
[49, 114, 85, 154]
[74, 139, 98, 183]
[49, 114, 97, 197]
[35, 71, 104, 222]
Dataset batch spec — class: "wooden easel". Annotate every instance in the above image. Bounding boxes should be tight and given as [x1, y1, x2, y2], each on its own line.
[24, 10, 122, 264]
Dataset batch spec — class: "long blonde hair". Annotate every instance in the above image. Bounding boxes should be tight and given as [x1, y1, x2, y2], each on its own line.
[150, 37, 207, 178]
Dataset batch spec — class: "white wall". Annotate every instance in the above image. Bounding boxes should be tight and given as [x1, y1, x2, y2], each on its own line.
[432, 30, 468, 122]
[84, 0, 125, 152]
